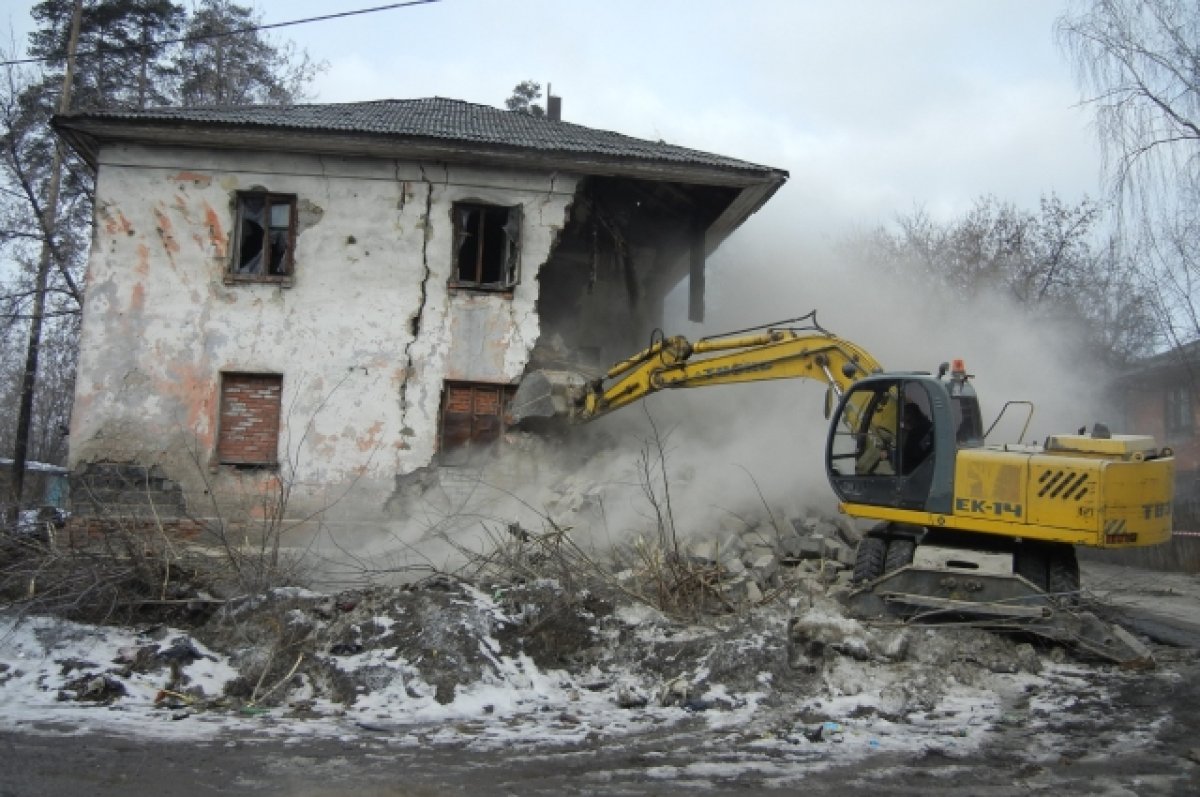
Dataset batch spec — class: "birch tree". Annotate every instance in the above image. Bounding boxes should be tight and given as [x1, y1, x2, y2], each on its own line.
[1058, 0, 1200, 345]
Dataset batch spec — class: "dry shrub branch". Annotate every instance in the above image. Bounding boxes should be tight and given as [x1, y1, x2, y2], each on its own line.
[451, 414, 765, 622]
[0, 510, 218, 626]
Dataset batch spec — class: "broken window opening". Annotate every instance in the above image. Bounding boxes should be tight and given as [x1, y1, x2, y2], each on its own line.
[231, 192, 296, 281]
[216, 373, 283, 468]
[1166, 383, 1194, 438]
[438, 382, 515, 465]
[451, 202, 521, 291]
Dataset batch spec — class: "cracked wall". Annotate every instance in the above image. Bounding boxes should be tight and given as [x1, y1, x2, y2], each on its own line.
[70, 143, 578, 531]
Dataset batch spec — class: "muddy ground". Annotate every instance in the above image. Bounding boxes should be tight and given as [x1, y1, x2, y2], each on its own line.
[2, 562, 1199, 796]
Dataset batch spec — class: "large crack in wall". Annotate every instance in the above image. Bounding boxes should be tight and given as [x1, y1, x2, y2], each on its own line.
[397, 167, 436, 440]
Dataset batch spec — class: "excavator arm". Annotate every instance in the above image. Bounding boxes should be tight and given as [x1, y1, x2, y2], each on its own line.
[510, 314, 884, 424]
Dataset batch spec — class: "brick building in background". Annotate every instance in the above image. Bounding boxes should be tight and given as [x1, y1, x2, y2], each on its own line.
[1116, 341, 1200, 527]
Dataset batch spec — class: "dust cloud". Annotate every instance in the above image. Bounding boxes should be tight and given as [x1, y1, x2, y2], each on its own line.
[316, 223, 1118, 583]
[607, 230, 1116, 539]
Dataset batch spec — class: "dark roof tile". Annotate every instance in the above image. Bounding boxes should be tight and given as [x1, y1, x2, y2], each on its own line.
[64, 97, 774, 173]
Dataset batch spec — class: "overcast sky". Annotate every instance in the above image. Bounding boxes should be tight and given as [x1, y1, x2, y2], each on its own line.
[304, 0, 1105, 241]
[0, 0, 1102, 240]
[0, 1, 1118, 447]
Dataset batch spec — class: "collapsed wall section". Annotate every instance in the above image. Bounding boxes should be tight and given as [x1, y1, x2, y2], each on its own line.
[529, 176, 737, 372]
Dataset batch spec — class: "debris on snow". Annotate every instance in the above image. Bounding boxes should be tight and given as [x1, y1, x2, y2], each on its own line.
[0, 504, 1174, 778]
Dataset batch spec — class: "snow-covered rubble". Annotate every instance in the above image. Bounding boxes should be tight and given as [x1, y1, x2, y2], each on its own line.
[3, 488, 1175, 789]
[1, 552, 1095, 767]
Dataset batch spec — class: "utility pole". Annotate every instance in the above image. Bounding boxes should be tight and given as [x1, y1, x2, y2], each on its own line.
[10, 0, 83, 511]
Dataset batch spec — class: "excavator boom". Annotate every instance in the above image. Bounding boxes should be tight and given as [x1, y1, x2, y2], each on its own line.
[511, 314, 882, 424]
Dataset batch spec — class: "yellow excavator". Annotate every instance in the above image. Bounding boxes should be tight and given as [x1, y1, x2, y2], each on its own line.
[511, 312, 1173, 666]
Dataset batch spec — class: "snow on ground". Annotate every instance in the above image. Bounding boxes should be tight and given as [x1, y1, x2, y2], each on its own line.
[0, 612, 253, 741]
[0, 570, 1136, 787]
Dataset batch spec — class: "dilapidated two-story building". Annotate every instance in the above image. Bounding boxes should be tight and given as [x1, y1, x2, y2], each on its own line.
[53, 98, 786, 550]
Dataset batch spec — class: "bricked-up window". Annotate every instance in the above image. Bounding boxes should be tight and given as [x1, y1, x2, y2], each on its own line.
[230, 192, 296, 281]
[451, 202, 521, 290]
[438, 382, 515, 464]
[217, 373, 283, 467]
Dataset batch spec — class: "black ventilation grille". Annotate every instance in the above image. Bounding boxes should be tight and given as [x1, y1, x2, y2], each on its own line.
[1036, 468, 1091, 501]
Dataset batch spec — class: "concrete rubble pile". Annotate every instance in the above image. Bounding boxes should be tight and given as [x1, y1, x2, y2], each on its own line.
[184, 550, 1048, 719]
[676, 513, 862, 607]
[520, 435, 863, 608]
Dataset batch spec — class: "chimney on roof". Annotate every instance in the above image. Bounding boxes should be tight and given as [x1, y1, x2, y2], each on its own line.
[547, 92, 561, 121]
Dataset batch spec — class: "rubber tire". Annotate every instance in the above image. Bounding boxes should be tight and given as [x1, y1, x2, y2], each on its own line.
[1046, 545, 1080, 604]
[852, 536, 888, 583]
[884, 538, 916, 573]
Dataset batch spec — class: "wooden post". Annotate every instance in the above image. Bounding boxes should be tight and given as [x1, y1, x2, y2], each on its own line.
[688, 223, 705, 323]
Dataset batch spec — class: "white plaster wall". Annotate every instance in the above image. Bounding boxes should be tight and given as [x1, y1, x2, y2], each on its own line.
[70, 143, 577, 524]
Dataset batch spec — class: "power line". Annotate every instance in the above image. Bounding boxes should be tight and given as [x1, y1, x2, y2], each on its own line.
[0, 0, 442, 68]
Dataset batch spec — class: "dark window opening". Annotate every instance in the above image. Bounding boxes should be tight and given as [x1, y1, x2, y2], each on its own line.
[217, 373, 282, 467]
[438, 382, 514, 465]
[899, 384, 934, 475]
[1166, 384, 1194, 437]
[231, 192, 296, 280]
[951, 392, 984, 446]
[828, 384, 899, 478]
[451, 202, 521, 290]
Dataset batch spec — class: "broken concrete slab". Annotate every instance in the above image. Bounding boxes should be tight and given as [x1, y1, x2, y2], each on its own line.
[776, 529, 807, 560]
[793, 537, 827, 560]
[742, 543, 778, 566]
[810, 519, 842, 539]
[791, 517, 819, 536]
[822, 538, 854, 566]
[745, 553, 780, 588]
[687, 540, 719, 566]
[833, 516, 863, 547]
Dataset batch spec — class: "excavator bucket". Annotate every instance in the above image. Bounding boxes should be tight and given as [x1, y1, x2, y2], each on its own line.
[509, 370, 589, 424]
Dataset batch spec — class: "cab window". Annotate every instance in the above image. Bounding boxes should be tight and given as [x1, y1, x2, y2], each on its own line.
[828, 383, 899, 477]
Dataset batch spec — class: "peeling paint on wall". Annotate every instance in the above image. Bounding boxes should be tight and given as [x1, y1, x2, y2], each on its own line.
[153, 207, 180, 262]
[297, 199, 325, 230]
[203, 202, 226, 258]
[71, 144, 579, 532]
[99, 203, 136, 237]
[172, 171, 213, 188]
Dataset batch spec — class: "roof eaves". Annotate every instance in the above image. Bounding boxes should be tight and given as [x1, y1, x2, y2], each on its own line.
[54, 114, 786, 188]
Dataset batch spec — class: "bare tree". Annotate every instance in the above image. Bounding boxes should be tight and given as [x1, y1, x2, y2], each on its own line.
[1, 1, 322, 509]
[855, 194, 1158, 369]
[1058, 0, 1200, 345]
[4, 0, 84, 508]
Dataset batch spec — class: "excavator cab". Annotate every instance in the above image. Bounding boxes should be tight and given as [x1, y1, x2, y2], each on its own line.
[825, 365, 982, 514]
[827, 367, 1158, 667]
